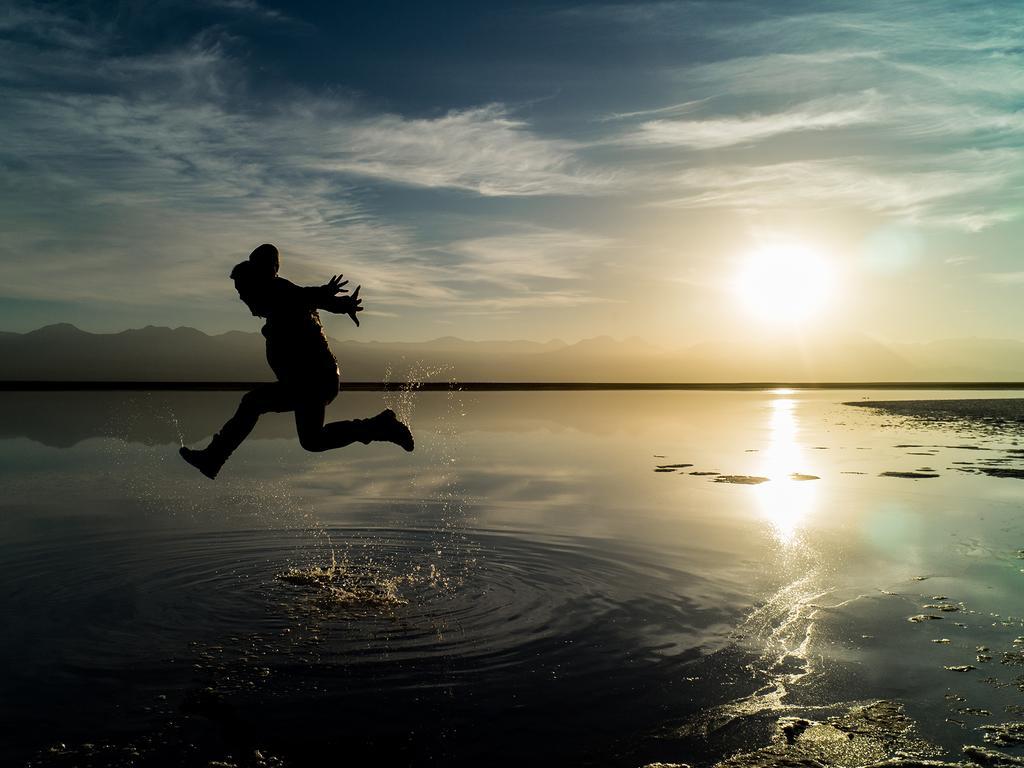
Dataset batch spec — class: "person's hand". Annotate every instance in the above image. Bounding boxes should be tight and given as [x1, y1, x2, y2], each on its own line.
[346, 285, 363, 327]
[326, 274, 349, 295]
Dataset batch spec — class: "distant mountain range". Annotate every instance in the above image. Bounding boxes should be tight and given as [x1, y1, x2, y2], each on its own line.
[4, 323, 1024, 382]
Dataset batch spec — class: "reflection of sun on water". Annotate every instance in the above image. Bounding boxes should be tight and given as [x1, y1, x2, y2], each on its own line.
[754, 396, 818, 545]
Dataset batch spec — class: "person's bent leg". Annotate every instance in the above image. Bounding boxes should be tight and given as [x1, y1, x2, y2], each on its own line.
[295, 401, 414, 453]
[181, 384, 293, 477]
[294, 400, 356, 452]
[215, 385, 291, 455]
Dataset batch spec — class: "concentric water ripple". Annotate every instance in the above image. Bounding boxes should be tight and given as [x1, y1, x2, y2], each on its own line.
[3, 518, 751, 767]
[3, 524, 739, 682]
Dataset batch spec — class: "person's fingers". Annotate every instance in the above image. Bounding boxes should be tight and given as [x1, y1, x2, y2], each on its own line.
[352, 285, 361, 299]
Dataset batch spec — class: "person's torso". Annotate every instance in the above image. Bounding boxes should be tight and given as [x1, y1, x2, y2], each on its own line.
[260, 280, 338, 382]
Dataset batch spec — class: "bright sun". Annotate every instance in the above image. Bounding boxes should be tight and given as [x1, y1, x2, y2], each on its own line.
[734, 244, 835, 324]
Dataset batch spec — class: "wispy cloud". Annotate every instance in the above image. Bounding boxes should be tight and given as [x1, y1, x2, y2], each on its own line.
[202, 0, 294, 22]
[600, 98, 710, 123]
[451, 292, 615, 315]
[590, 2, 1024, 232]
[312, 105, 611, 196]
[619, 92, 883, 149]
[944, 254, 977, 266]
[445, 230, 613, 283]
[653, 152, 1020, 231]
[0, 3, 612, 326]
[983, 272, 1024, 285]
[412, 228, 619, 314]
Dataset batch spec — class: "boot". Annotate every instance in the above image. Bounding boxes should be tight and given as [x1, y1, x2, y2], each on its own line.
[179, 446, 221, 479]
[363, 409, 414, 452]
[179, 433, 232, 479]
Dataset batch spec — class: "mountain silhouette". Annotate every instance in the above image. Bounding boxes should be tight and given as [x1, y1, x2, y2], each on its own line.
[4, 324, 1024, 382]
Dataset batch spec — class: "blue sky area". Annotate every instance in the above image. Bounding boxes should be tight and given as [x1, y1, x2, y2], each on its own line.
[2, 1, 1023, 344]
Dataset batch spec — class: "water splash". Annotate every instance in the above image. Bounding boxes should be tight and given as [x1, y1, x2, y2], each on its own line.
[382, 359, 452, 429]
[277, 551, 408, 609]
[380, 358, 474, 592]
[161, 407, 185, 447]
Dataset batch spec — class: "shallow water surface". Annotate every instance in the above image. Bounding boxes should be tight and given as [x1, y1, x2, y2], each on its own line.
[3, 389, 1024, 766]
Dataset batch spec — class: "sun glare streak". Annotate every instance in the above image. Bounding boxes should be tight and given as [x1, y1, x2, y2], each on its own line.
[753, 397, 818, 545]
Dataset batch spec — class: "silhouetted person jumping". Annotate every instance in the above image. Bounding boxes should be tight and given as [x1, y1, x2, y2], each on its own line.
[180, 243, 413, 479]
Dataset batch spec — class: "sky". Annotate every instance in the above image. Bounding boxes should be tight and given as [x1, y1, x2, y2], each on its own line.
[2, 0, 1024, 345]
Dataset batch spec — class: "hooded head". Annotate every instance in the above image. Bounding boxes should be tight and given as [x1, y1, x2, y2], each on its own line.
[248, 243, 280, 279]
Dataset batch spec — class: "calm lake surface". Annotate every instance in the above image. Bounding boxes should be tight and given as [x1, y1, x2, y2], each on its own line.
[4, 389, 1024, 766]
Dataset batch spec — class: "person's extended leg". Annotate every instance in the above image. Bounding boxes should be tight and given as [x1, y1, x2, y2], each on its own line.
[180, 384, 294, 478]
[294, 400, 414, 453]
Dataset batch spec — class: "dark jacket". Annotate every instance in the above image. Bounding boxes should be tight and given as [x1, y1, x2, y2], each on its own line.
[260, 277, 342, 389]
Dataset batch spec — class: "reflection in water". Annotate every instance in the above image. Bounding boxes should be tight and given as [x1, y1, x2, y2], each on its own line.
[688, 401, 823, 738]
[689, 396, 828, 737]
[753, 397, 819, 545]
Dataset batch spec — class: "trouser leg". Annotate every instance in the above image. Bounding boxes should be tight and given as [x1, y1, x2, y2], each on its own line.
[295, 402, 413, 453]
[206, 384, 293, 466]
[294, 401, 368, 452]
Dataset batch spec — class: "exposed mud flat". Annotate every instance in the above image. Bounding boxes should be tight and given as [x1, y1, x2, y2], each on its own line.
[846, 399, 1024, 437]
[646, 701, 1024, 768]
[979, 468, 1024, 480]
[650, 461, 778, 483]
[848, 400, 1024, 482]
[28, 741, 287, 768]
[714, 701, 942, 767]
[982, 722, 1024, 747]
[714, 475, 771, 485]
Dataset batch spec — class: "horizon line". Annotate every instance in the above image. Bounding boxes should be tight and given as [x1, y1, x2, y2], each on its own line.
[5, 381, 1024, 392]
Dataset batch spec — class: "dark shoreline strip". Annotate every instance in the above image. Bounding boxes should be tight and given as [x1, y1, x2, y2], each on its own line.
[6, 381, 1024, 392]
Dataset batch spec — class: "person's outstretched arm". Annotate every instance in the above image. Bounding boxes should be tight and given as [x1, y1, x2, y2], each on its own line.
[321, 284, 363, 327]
[273, 275, 363, 326]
